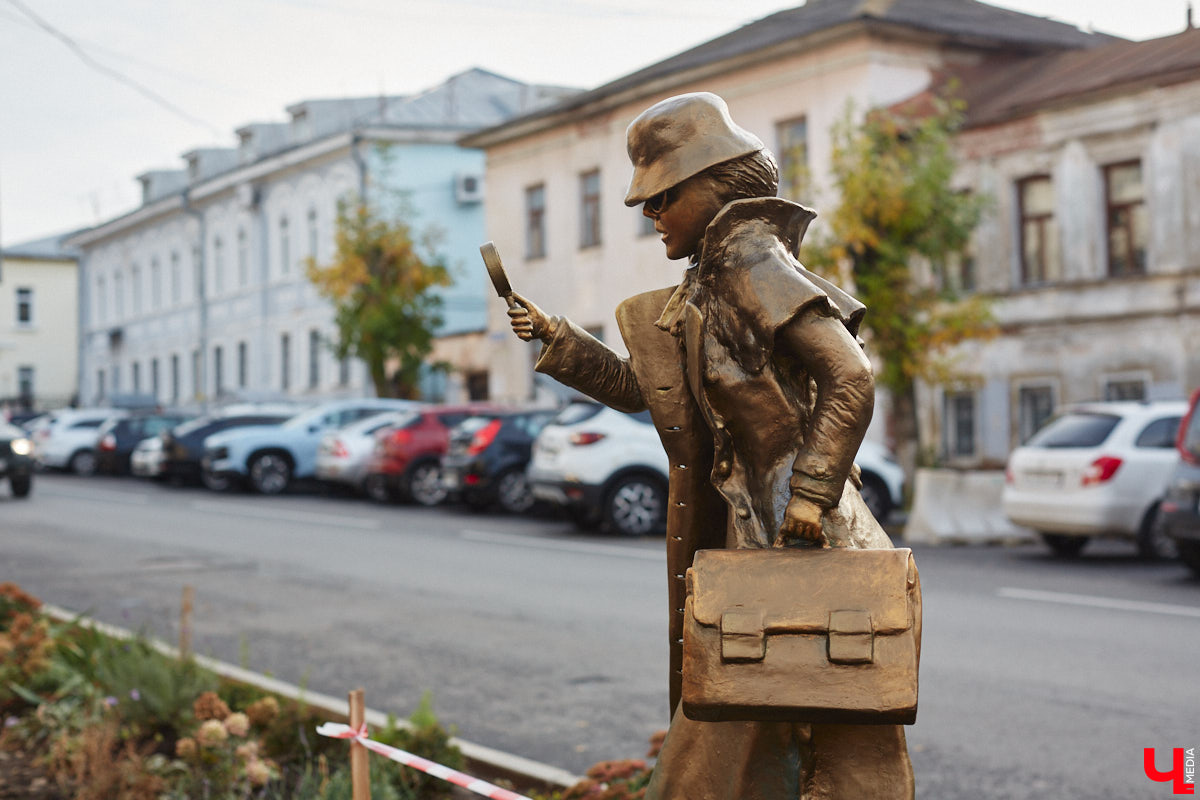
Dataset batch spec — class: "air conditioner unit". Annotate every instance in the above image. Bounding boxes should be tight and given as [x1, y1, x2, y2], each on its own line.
[454, 173, 484, 205]
[235, 183, 259, 210]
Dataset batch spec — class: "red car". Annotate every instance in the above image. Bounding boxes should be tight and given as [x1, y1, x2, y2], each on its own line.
[364, 404, 502, 506]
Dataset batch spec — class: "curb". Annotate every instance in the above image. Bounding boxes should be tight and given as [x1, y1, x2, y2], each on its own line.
[42, 604, 581, 793]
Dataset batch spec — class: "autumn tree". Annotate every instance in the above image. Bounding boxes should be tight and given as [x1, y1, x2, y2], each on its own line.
[306, 197, 451, 399]
[805, 94, 992, 471]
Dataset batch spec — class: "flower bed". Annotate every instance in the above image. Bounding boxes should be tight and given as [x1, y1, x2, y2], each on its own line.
[0, 583, 658, 800]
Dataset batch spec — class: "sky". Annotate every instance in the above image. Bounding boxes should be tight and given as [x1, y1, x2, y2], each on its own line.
[0, 0, 1193, 247]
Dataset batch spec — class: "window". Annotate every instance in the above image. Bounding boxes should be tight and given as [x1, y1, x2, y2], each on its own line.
[525, 184, 546, 259]
[17, 366, 33, 401]
[151, 258, 162, 309]
[131, 264, 142, 314]
[943, 390, 976, 458]
[466, 371, 489, 401]
[1104, 378, 1146, 401]
[213, 346, 224, 397]
[213, 236, 225, 295]
[237, 228, 249, 287]
[170, 251, 181, 305]
[307, 207, 319, 260]
[1104, 161, 1147, 277]
[114, 272, 125, 319]
[132, 361, 141, 393]
[1135, 416, 1182, 449]
[171, 354, 180, 402]
[192, 246, 202, 298]
[1018, 384, 1055, 444]
[339, 356, 350, 387]
[96, 277, 106, 322]
[579, 170, 601, 249]
[96, 369, 105, 403]
[1017, 176, 1060, 285]
[191, 349, 200, 399]
[775, 116, 809, 201]
[15, 287, 32, 325]
[308, 329, 320, 388]
[280, 333, 291, 390]
[151, 358, 159, 400]
[112, 365, 121, 393]
[238, 341, 248, 389]
[279, 215, 291, 275]
[1028, 412, 1118, 448]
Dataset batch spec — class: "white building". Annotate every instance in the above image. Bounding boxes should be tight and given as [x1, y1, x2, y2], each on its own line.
[0, 232, 80, 413]
[68, 69, 575, 408]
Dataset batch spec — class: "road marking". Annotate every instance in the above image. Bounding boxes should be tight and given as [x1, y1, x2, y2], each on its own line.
[37, 485, 151, 505]
[189, 500, 382, 531]
[998, 587, 1200, 619]
[460, 529, 663, 561]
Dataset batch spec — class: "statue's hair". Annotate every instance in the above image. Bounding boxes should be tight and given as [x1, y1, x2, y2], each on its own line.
[700, 148, 780, 203]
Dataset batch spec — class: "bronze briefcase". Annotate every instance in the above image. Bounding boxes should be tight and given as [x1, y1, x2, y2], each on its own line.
[681, 547, 921, 725]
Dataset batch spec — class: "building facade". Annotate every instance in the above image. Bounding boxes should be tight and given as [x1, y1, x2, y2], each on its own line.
[0, 232, 80, 413]
[68, 69, 575, 409]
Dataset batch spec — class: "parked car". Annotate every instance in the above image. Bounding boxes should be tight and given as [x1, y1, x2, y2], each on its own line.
[202, 399, 419, 494]
[30, 407, 125, 475]
[1002, 400, 1186, 558]
[528, 400, 907, 537]
[130, 434, 168, 479]
[441, 409, 558, 513]
[162, 404, 299, 486]
[0, 421, 35, 497]
[316, 410, 418, 495]
[95, 412, 193, 475]
[1158, 388, 1200, 577]
[363, 404, 502, 505]
[529, 402, 669, 536]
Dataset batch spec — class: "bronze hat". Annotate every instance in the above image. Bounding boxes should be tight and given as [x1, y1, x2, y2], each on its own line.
[624, 92, 764, 207]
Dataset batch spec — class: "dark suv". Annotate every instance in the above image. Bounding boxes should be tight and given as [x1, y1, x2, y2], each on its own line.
[441, 410, 557, 513]
[95, 412, 193, 475]
[0, 421, 35, 497]
[1160, 388, 1200, 576]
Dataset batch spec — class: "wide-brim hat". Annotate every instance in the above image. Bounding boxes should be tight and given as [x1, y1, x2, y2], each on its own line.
[624, 92, 764, 207]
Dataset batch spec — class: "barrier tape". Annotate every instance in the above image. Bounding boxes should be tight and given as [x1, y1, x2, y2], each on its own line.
[315, 722, 532, 800]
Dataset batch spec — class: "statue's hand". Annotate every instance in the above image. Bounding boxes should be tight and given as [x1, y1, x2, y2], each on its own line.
[508, 292, 557, 342]
[775, 495, 827, 548]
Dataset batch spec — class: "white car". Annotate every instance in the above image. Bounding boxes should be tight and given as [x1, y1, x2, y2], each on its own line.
[315, 409, 415, 493]
[1002, 400, 1187, 558]
[130, 435, 167, 478]
[30, 407, 125, 475]
[528, 400, 905, 536]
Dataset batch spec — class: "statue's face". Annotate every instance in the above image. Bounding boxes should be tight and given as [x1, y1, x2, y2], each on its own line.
[642, 174, 725, 261]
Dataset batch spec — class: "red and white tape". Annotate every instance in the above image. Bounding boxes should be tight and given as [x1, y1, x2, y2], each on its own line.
[315, 722, 532, 800]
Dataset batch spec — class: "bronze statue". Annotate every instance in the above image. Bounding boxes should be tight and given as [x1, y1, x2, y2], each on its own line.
[505, 92, 915, 800]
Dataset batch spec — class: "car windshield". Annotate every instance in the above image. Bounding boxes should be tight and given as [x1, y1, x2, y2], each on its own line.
[1026, 412, 1120, 448]
[282, 407, 329, 430]
[1182, 407, 1200, 458]
[554, 402, 603, 426]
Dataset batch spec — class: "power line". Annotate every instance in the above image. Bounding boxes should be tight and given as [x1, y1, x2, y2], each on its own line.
[4, 0, 223, 138]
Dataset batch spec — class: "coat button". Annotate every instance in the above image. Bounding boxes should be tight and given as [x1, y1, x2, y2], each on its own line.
[737, 506, 751, 520]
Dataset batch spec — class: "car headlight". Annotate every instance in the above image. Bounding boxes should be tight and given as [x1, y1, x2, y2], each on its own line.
[10, 438, 33, 456]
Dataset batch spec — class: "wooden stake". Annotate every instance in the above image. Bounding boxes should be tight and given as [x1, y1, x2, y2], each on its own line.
[179, 585, 194, 660]
[349, 687, 370, 800]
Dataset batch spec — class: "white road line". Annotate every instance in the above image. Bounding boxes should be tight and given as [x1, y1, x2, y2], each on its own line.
[460, 529, 664, 561]
[998, 587, 1200, 619]
[189, 500, 382, 531]
[37, 485, 151, 505]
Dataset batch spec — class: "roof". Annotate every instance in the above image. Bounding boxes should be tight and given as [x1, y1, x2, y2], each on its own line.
[1, 230, 83, 261]
[464, 0, 1116, 147]
[959, 27, 1200, 127]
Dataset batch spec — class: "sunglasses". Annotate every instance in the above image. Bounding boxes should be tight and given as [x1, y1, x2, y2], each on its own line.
[643, 187, 675, 215]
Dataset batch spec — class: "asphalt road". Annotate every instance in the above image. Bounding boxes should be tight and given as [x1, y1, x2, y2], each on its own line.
[3, 473, 1198, 798]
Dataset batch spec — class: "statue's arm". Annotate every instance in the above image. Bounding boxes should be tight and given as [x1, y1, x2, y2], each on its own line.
[534, 317, 647, 414]
[781, 309, 875, 509]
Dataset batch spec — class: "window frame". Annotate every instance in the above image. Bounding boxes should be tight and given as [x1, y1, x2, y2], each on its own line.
[579, 169, 601, 250]
[1103, 159, 1147, 278]
[15, 287, 33, 326]
[1016, 175, 1058, 286]
[525, 184, 546, 259]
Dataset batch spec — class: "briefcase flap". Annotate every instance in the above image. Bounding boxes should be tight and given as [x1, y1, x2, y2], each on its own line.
[688, 548, 915, 635]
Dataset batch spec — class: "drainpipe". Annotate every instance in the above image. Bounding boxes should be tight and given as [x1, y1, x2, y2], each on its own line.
[181, 192, 208, 411]
[350, 132, 369, 202]
[76, 249, 89, 407]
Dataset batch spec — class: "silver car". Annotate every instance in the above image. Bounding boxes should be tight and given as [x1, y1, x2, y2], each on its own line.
[314, 410, 416, 493]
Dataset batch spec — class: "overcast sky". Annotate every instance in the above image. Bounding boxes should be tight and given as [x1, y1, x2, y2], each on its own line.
[0, 0, 1193, 246]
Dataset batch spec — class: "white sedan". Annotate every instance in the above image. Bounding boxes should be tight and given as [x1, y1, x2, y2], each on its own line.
[1002, 400, 1186, 558]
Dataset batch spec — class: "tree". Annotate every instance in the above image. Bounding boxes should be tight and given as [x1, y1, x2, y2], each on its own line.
[805, 93, 992, 471]
[306, 197, 451, 399]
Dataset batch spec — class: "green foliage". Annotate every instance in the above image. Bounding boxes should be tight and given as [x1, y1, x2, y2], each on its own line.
[806, 94, 993, 400]
[306, 196, 452, 399]
[92, 637, 217, 740]
[371, 692, 464, 800]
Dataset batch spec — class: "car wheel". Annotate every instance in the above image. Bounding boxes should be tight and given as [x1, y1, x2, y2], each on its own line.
[605, 474, 666, 536]
[10, 475, 32, 498]
[858, 472, 893, 522]
[496, 469, 535, 514]
[1040, 532, 1089, 557]
[365, 473, 395, 503]
[201, 466, 235, 492]
[248, 453, 291, 495]
[1178, 540, 1200, 578]
[1136, 503, 1178, 561]
[69, 449, 96, 476]
[405, 461, 447, 507]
